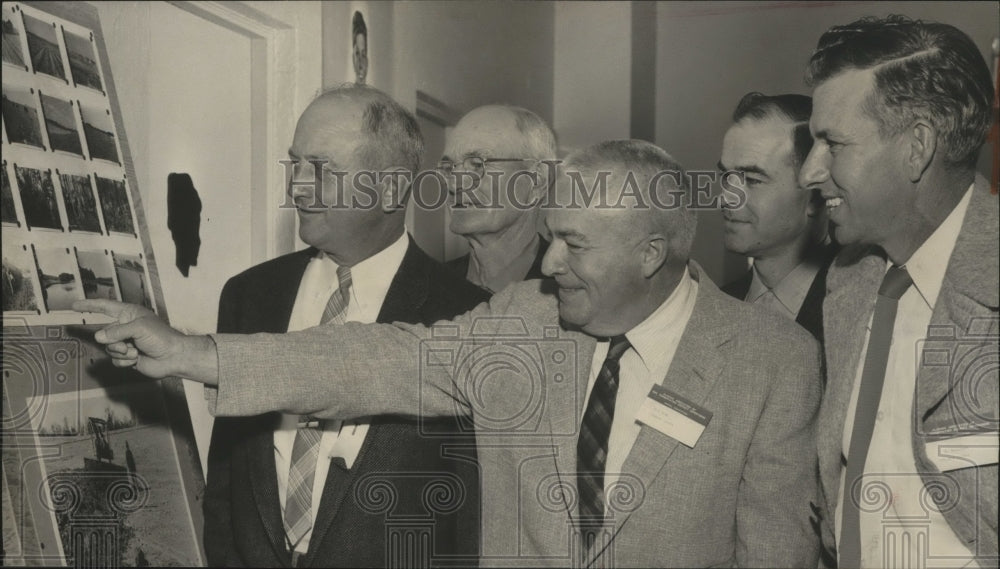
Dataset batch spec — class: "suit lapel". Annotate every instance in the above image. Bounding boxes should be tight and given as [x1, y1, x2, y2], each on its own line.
[914, 178, 1000, 425]
[548, 332, 597, 520]
[305, 238, 430, 558]
[817, 246, 884, 526]
[246, 414, 289, 560]
[248, 250, 314, 560]
[589, 266, 729, 565]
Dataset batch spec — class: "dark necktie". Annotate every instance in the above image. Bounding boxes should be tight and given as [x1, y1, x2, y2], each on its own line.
[577, 335, 632, 524]
[839, 265, 913, 568]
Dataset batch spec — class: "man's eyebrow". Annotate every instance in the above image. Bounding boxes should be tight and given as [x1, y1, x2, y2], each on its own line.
[718, 161, 768, 177]
[552, 229, 589, 242]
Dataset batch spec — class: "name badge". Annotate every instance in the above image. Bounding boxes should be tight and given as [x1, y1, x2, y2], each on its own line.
[635, 385, 712, 448]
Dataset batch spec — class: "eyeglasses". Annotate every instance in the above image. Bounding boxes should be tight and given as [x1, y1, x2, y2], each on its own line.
[436, 156, 534, 178]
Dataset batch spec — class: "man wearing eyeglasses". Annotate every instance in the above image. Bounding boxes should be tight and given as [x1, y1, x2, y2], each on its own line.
[439, 105, 555, 293]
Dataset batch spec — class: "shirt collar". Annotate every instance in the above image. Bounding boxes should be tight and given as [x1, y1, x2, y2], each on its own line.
[623, 267, 696, 374]
[317, 232, 409, 314]
[747, 246, 826, 316]
[903, 184, 973, 309]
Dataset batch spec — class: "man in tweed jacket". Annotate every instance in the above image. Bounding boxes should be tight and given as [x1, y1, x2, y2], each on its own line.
[80, 140, 823, 567]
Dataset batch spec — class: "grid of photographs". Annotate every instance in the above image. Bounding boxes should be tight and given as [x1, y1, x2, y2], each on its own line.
[2, 2, 153, 325]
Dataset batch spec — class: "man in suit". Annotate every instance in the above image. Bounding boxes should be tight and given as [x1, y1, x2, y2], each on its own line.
[441, 105, 554, 293]
[797, 16, 998, 568]
[80, 139, 823, 567]
[204, 85, 487, 567]
[719, 92, 835, 342]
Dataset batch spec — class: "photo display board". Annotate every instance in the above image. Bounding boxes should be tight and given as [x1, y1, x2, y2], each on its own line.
[2, 2, 206, 566]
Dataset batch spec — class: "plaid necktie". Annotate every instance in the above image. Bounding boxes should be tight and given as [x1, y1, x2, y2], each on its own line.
[577, 335, 632, 524]
[839, 265, 912, 568]
[283, 264, 352, 553]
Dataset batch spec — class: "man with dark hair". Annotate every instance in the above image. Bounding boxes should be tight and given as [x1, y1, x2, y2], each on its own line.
[352, 11, 367, 85]
[799, 16, 998, 568]
[720, 92, 835, 342]
[203, 84, 484, 567]
[80, 139, 823, 567]
[441, 105, 555, 293]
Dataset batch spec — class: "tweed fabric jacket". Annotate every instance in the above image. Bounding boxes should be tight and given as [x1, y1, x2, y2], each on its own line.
[204, 239, 488, 567]
[209, 262, 823, 567]
[816, 176, 999, 567]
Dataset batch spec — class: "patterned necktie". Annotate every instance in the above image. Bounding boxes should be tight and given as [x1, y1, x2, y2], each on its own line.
[283, 264, 352, 553]
[577, 335, 632, 524]
[839, 265, 912, 568]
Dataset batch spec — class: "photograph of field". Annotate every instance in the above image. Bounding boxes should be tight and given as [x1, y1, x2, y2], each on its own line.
[34, 246, 81, 312]
[2, 164, 18, 225]
[2, 86, 44, 148]
[2, 5, 26, 68]
[80, 104, 117, 163]
[14, 165, 60, 230]
[112, 252, 151, 310]
[22, 14, 64, 80]
[75, 250, 117, 301]
[95, 176, 133, 234]
[40, 94, 82, 156]
[26, 386, 202, 567]
[58, 173, 100, 233]
[2, 247, 39, 313]
[62, 29, 101, 91]
[2, 387, 49, 565]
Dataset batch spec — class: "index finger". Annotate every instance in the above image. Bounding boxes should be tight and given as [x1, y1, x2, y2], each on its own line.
[73, 299, 129, 318]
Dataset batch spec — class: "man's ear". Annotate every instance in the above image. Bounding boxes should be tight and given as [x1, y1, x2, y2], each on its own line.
[641, 233, 669, 278]
[528, 160, 555, 203]
[380, 167, 412, 213]
[906, 119, 936, 183]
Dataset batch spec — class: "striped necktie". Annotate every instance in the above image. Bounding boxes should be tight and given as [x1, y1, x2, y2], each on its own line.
[577, 335, 632, 524]
[283, 264, 352, 554]
[839, 265, 912, 568]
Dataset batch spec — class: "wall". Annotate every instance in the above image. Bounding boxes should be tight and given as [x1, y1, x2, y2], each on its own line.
[655, 1, 1000, 285]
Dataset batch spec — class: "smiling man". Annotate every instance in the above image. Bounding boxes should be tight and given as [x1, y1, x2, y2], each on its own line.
[799, 16, 998, 568]
[720, 92, 835, 341]
[78, 139, 823, 567]
[203, 84, 485, 568]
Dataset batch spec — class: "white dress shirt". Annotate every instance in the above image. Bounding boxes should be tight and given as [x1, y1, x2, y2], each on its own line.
[581, 267, 699, 495]
[837, 186, 977, 568]
[746, 249, 825, 320]
[274, 233, 408, 554]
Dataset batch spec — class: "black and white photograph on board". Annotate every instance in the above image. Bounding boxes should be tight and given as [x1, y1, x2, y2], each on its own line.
[112, 251, 152, 310]
[80, 103, 118, 163]
[33, 245, 81, 311]
[22, 13, 64, 80]
[95, 175, 133, 234]
[40, 93, 82, 155]
[2, 85, 44, 147]
[14, 164, 61, 230]
[1, 4, 26, 69]
[2, 245, 39, 313]
[75, 249, 117, 300]
[62, 28, 101, 92]
[1, 163, 19, 225]
[59, 172, 100, 233]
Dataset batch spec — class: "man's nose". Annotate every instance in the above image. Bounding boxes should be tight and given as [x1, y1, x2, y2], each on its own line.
[540, 242, 564, 277]
[799, 144, 831, 190]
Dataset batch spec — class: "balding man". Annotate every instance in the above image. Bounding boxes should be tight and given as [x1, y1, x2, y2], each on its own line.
[80, 139, 822, 567]
[203, 85, 486, 567]
[440, 105, 555, 293]
[799, 16, 998, 568]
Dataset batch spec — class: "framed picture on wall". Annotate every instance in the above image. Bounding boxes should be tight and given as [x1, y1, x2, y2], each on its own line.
[1, 2, 204, 566]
